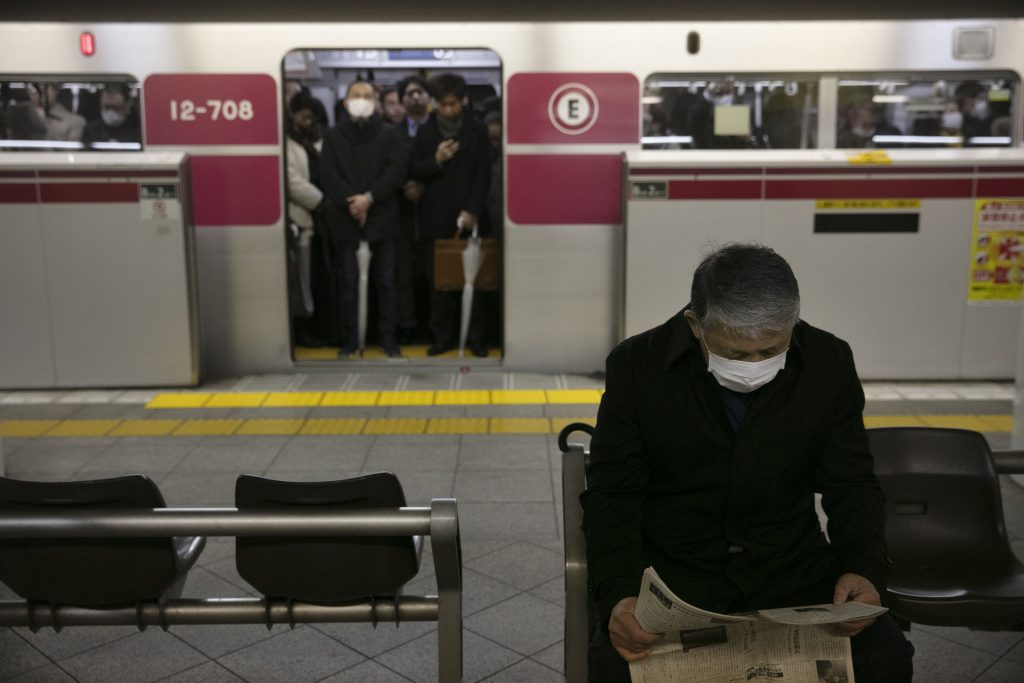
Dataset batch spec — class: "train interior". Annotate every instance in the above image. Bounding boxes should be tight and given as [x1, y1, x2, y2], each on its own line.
[0, 374, 1021, 682]
[642, 72, 1017, 150]
[281, 48, 505, 366]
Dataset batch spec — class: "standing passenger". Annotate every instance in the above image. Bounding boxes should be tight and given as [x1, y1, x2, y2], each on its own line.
[285, 91, 326, 347]
[394, 76, 432, 344]
[82, 83, 140, 145]
[381, 88, 405, 125]
[42, 84, 85, 142]
[410, 73, 492, 357]
[320, 81, 407, 358]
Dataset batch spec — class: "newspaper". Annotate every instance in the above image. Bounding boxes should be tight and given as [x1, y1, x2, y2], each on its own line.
[628, 567, 888, 683]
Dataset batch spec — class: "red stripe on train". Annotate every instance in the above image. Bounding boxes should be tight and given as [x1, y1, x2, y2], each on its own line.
[37, 170, 179, 179]
[0, 184, 38, 203]
[668, 180, 762, 200]
[764, 178, 973, 199]
[977, 178, 1024, 196]
[38, 183, 139, 203]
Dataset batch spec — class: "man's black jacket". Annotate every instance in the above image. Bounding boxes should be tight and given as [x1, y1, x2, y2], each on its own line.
[581, 309, 888, 627]
[409, 113, 491, 239]
[319, 112, 407, 244]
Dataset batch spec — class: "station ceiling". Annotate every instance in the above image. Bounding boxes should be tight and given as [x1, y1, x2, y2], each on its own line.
[0, 0, 1021, 22]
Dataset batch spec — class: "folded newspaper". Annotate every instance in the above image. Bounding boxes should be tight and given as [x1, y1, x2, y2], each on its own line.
[628, 567, 888, 683]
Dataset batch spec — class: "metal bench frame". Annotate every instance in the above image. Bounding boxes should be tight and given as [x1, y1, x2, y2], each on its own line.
[0, 499, 463, 683]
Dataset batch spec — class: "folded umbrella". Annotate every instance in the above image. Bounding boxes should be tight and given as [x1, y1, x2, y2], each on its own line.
[356, 239, 372, 354]
[459, 228, 484, 358]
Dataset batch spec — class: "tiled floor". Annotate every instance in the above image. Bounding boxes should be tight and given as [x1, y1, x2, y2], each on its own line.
[0, 375, 1021, 682]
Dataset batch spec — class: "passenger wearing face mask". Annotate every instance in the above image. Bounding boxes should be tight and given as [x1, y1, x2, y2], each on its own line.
[320, 80, 408, 358]
[583, 243, 914, 683]
[836, 96, 901, 149]
[954, 81, 993, 144]
[82, 83, 140, 146]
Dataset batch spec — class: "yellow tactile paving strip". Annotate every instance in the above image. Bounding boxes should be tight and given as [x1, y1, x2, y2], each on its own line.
[144, 389, 601, 409]
[0, 416, 1011, 438]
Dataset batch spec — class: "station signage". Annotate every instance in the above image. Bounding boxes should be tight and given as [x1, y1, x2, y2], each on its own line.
[143, 74, 279, 145]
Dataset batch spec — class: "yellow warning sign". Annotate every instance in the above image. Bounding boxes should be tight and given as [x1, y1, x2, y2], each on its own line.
[847, 150, 892, 164]
[968, 199, 1024, 302]
[816, 199, 920, 210]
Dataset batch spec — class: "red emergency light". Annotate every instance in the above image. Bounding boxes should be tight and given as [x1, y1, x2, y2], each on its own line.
[80, 32, 95, 57]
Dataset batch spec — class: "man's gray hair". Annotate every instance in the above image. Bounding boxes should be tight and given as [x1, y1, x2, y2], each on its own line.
[690, 243, 800, 338]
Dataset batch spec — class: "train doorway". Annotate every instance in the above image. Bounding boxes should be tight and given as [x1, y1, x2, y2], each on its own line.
[281, 48, 504, 366]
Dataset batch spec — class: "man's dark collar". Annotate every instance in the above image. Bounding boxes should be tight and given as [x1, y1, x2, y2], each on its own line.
[661, 307, 804, 371]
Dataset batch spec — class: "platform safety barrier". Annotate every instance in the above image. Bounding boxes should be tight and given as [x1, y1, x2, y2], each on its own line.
[0, 500, 463, 683]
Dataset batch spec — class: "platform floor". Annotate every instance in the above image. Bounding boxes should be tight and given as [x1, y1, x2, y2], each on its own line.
[1, 374, 1021, 682]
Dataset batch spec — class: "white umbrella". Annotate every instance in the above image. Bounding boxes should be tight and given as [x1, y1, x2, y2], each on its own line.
[458, 229, 484, 358]
[356, 239, 372, 353]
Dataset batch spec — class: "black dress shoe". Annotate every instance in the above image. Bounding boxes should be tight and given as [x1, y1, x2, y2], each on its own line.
[470, 344, 487, 358]
[427, 343, 454, 356]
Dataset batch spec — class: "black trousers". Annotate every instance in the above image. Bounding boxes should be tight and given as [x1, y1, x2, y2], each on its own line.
[587, 612, 914, 683]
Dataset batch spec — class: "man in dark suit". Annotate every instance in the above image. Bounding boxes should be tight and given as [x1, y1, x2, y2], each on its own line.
[410, 73, 491, 357]
[583, 244, 914, 682]
[320, 81, 407, 357]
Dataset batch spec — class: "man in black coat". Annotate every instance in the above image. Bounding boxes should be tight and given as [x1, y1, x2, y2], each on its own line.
[394, 75, 432, 344]
[410, 73, 492, 357]
[582, 244, 913, 682]
[320, 81, 407, 357]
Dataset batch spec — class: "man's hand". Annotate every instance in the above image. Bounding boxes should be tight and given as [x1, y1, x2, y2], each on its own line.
[403, 180, 424, 202]
[346, 193, 372, 227]
[608, 597, 661, 661]
[435, 139, 459, 164]
[832, 573, 880, 637]
[456, 210, 477, 235]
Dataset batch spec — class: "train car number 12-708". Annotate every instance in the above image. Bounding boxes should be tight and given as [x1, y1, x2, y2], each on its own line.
[169, 99, 254, 122]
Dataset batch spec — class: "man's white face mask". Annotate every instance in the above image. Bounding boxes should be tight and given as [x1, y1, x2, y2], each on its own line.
[345, 98, 374, 121]
[101, 109, 127, 128]
[700, 329, 788, 393]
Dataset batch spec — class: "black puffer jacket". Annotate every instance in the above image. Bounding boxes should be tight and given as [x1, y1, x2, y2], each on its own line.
[320, 111, 407, 244]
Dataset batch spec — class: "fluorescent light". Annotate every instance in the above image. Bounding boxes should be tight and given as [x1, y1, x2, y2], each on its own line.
[89, 141, 143, 150]
[871, 134, 963, 145]
[642, 135, 694, 145]
[872, 95, 908, 103]
[0, 140, 84, 149]
[966, 137, 1012, 145]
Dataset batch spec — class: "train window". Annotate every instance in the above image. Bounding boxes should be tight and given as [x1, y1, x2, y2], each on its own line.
[282, 48, 504, 362]
[0, 76, 142, 151]
[643, 75, 819, 149]
[836, 74, 1017, 148]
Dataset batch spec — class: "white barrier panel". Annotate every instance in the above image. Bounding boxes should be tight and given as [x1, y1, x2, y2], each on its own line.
[0, 153, 198, 388]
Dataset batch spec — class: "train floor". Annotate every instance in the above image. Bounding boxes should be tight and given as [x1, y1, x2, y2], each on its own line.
[0, 373, 1021, 683]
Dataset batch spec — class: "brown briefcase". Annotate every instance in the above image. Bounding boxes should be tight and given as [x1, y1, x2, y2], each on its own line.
[433, 238, 502, 292]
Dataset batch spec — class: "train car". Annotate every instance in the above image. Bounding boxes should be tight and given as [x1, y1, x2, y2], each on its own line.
[1, 16, 1022, 386]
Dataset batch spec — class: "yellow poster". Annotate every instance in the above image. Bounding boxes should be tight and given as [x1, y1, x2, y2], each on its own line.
[968, 199, 1024, 302]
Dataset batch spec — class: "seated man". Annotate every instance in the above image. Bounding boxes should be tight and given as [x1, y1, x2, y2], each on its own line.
[582, 243, 913, 682]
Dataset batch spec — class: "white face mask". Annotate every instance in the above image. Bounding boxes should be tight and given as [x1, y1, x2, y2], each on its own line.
[941, 110, 964, 131]
[345, 98, 374, 120]
[101, 109, 127, 128]
[971, 100, 990, 120]
[701, 329, 788, 393]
